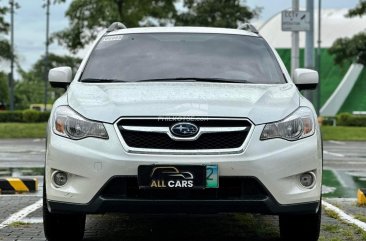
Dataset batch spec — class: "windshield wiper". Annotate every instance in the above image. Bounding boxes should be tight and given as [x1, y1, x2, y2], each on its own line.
[80, 78, 127, 83]
[80, 77, 252, 84]
[137, 78, 252, 84]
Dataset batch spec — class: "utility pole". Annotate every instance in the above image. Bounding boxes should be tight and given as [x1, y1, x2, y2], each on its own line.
[44, 0, 50, 110]
[9, 0, 15, 111]
[304, 0, 315, 103]
[291, 0, 300, 78]
[316, 0, 322, 115]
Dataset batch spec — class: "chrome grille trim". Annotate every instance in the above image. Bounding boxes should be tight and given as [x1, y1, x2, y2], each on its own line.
[120, 126, 248, 141]
[114, 117, 254, 155]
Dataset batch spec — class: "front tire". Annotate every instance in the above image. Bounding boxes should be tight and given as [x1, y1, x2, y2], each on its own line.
[279, 206, 321, 241]
[43, 187, 86, 241]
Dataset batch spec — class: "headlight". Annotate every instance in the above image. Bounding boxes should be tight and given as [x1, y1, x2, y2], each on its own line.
[53, 106, 108, 140]
[260, 107, 315, 141]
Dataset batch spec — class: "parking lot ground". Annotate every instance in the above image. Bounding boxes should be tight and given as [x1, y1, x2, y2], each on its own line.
[1, 196, 366, 241]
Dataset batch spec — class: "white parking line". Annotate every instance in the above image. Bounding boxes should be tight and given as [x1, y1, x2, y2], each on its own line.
[323, 150, 345, 157]
[322, 200, 366, 231]
[32, 139, 43, 142]
[0, 194, 40, 197]
[21, 217, 43, 224]
[331, 170, 348, 188]
[329, 141, 346, 145]
[0, 199, 42, 229]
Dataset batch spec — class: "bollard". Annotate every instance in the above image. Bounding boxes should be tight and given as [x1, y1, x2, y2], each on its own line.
[357, 188, 366, 206]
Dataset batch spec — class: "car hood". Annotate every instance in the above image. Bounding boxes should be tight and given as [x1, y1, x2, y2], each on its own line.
[67, 82, 300, 124]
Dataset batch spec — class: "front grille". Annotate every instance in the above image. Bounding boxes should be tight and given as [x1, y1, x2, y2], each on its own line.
[121, 130, 248, 149]
[117, 118, 251, 151]
[100, 176, 268, 200]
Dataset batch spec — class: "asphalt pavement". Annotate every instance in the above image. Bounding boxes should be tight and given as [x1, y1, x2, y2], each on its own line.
[323, 141, 366, 170]
[0, 195, 365, 241]
[0, 139, 45, 168]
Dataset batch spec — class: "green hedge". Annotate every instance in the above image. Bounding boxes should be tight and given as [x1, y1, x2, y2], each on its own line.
[336, 113, 366, 127]
[0, 110, 50, 123]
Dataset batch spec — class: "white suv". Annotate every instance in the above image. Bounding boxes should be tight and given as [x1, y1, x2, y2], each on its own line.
[44, 23, 322, 241]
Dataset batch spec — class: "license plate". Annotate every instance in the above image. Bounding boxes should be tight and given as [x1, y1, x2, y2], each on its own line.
[138, 165, 219, 189]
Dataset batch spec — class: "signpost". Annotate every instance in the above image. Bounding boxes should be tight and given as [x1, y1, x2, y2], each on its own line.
[281, 10, 310, 32]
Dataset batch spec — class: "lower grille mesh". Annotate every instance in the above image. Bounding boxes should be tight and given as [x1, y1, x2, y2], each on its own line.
[100, 177, 268, 200]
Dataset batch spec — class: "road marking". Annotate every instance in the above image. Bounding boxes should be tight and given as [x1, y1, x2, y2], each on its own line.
[0, 194, 41, 197]
[329, 141, 346, 145]
[323, 150, 345, 157]
[322, 200, 366, 231]
[322, 185, 336, 194]
[332, 169, 355, 188]
[32, 139, 43, 142]
[0, 199, 42, 229]
[325, 161, 366, 166]
[21, 217, 43, 224]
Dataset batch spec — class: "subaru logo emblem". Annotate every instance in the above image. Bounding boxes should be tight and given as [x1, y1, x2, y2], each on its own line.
[170, 122, 199, 137]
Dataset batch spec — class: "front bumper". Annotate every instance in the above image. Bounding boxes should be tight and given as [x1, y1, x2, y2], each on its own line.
[47, 175, 320, 214]
[48, 197, 320, 215]
[45, 123, 322, 211]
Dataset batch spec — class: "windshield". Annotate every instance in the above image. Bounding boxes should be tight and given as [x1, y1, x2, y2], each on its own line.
[80, 33, 286, 84]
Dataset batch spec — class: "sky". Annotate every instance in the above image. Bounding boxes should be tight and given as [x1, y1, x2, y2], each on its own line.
[1, 0, 360, 74]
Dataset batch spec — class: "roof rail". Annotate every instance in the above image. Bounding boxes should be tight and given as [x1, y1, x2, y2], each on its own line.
[237, 23, 259, 34]
[106, 22, 127, 32]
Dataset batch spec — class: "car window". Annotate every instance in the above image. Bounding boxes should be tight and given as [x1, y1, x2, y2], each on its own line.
[81, 33, 286, 84]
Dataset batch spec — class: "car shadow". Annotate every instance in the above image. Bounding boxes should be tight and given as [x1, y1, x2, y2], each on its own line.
[84, 213, 281, 241]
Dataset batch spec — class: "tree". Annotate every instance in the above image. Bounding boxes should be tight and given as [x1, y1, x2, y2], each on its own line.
[29, 53, 82, 80]
[0, 3, 13, 108]
[54, 0, 177, 53]
[15, 53, 82, 109]
[0, 73, 8, 109]
[55, 0, 260, 53]
[175, 0, 260, 28]
[0, 4, 11, 62]
[329, 1, 366, 66]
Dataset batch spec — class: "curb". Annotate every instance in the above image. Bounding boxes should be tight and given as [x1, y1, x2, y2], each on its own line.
[0, 178, 38, 194]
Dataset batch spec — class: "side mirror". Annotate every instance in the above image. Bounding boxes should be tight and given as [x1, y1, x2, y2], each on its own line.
[293, 68, 318, 91]
[49, 67, 72, 88]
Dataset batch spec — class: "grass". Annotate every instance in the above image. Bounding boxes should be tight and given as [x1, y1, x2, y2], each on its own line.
[9, 221, 29, 228]
[324, 208, 341, 220]
[0, 123, 47, 138]
[321, 126, 366, 141]
[354, 214, 366, 223]
[322, 205, 366, 241]
[351, 224, 366, 241]
[323, 224, 341, 233]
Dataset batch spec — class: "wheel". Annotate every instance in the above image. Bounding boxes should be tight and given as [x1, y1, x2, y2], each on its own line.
[43, 185, 86, 241]
[279, 206, 321, 241]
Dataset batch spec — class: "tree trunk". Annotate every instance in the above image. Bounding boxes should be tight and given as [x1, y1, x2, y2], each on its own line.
[115, 0, 124, 21]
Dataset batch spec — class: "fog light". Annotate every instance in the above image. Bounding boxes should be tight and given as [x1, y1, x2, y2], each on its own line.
[52, 171, 68, 187]
[300, 172, 316, 188]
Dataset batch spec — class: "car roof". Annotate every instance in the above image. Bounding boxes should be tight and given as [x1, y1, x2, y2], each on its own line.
[106, 26, 259, 37]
